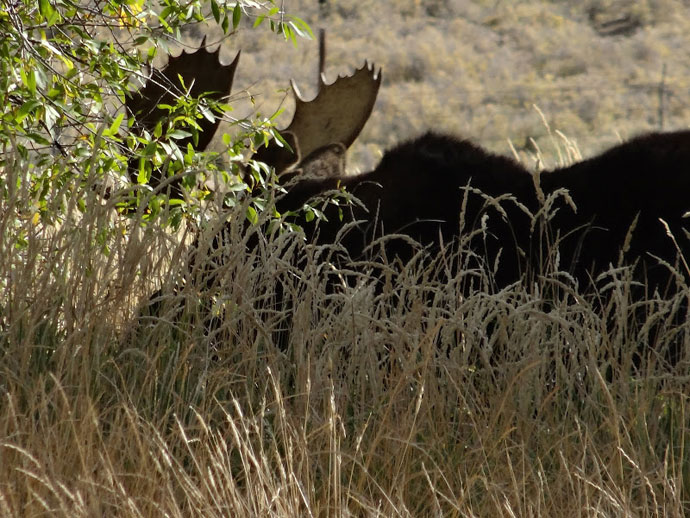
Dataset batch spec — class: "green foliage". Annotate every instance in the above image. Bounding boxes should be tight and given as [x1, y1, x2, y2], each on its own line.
[253, 6, 314, 46]
[0, 0, 315, 392]
[0, 0, 313, 250]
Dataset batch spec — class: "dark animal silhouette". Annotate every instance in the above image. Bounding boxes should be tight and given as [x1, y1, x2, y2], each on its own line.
[130, 41, 689, 367]
[540, 132, 690, 297]
[272, 132, 537, 289]
[272, 131, 690, 296]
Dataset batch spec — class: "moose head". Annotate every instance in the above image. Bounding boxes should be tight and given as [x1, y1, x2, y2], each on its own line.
[125, 38, 381, 196]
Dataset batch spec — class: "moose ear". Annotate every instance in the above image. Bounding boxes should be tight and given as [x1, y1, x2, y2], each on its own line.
[127, 40, 241, 153]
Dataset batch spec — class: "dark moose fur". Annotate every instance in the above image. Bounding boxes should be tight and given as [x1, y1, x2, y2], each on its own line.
[273, 130, 690, 297]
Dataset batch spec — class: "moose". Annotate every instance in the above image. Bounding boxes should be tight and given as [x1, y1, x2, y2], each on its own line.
[128, 40, 689, 364]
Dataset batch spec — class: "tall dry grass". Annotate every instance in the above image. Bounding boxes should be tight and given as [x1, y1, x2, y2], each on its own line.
[1, 139, 689, 517]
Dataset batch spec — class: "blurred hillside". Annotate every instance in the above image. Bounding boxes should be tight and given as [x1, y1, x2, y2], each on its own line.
[189, 0, 690, 172]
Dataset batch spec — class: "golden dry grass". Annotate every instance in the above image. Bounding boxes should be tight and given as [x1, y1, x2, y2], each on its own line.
[2, 133, 689, 515]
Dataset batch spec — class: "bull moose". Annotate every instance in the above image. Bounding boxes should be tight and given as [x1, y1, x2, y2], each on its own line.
[279, 130, 690, 295]
[128, 40, 689, 364]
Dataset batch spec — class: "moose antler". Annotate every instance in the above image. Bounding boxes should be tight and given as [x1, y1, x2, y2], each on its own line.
[254, 62, 382, 176]
[127, 38, 240, 194]
[127, 37, 240, 151]
[287, 61, 381, 159]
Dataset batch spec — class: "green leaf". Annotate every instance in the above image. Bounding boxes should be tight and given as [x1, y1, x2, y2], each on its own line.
[288, 16, 314, 39]
[288, 26, 298, 47]
[211, 0, 220, 23]
[168, 129, 191, 140]
[105, 112, 125, 136]
[232, 3, 241, 30]
[143, 142, 157, 157]
[16, 100, 41, 123]
[253, 198, 266, 212]
[44, 105, 59, 130]
[199, 104, 214, 122]
[20, 68, 37, 96]
[136, 160, 149, 183]
[38, 0, 57, 26]
[227, 182, 248, 192]
[159, 6, 172, 20]
[246, 205, 258, 225]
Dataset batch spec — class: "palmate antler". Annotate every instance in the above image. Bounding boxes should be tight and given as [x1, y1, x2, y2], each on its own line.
[253, 62, 382, 177]
[126, 38, 240, 195]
